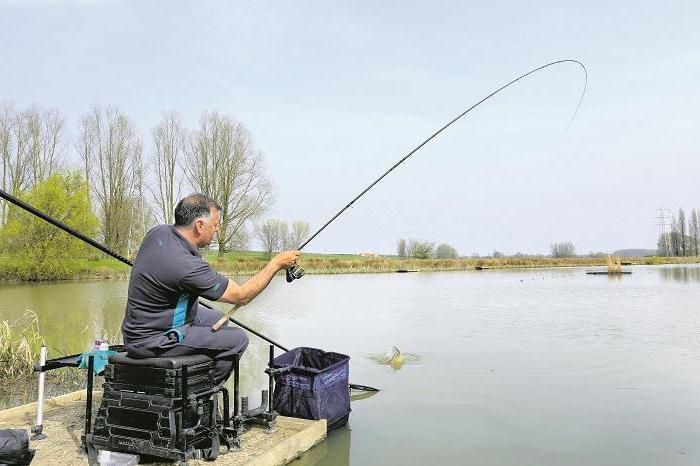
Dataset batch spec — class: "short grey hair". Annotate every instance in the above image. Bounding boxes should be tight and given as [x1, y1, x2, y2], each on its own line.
[174, 194, 221, 227]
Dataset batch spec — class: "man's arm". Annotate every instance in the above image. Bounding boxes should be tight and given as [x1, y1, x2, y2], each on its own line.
[218, 250, 300, 305]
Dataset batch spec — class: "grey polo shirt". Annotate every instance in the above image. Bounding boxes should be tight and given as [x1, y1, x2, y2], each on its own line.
[121, 225, 229, 343]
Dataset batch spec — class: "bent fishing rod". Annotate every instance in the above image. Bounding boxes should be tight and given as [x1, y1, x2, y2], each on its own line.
[210, 59, 587, 332]
[284, 59, 587, 282]
[0, 188, 385, 390]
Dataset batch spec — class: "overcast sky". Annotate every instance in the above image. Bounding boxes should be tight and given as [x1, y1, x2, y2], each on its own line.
[1, 1, 698, 255]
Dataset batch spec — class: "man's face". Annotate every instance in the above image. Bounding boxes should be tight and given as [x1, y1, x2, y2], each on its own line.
[195, 208, 220, 248]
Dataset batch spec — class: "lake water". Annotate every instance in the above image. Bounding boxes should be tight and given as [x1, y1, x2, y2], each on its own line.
[1, 265, 699, 465]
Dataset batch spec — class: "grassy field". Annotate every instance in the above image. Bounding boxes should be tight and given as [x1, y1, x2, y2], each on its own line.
[0, 251, 698, 281]
[205, 252, 700, 276]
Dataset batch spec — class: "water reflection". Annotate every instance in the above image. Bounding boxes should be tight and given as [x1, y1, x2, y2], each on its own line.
[658, 265, 700, 283]
[292, 425, 351, 466]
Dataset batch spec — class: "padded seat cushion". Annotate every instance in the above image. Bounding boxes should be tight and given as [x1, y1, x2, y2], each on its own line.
[108, 353, 213, 369]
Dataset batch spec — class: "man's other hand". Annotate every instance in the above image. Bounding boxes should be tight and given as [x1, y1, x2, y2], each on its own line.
[273, 250, 301, 269]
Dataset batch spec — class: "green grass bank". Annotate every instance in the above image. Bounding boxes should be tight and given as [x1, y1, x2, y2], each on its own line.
[0, 251, 699, 282]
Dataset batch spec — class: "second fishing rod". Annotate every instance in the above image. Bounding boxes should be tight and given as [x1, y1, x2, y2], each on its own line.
[0, 187, 378, 390]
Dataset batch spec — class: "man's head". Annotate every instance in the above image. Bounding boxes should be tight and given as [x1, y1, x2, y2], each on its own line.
[174, 194, 222, 248]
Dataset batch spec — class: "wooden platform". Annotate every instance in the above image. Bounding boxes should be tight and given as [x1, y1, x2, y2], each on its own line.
[0, 390, 326, 465]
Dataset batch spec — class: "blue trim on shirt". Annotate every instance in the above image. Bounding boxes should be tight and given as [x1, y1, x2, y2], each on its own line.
[172, 294, 188, 329]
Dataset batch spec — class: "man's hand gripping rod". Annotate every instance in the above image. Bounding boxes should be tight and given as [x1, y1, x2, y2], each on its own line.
[211, 257, 304, 331]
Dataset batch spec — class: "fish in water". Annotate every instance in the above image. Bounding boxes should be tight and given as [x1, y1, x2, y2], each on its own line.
[367, 347, 422, 370]
[389, 346, 405, 368]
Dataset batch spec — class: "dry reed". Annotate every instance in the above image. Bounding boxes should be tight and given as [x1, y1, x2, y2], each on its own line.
[0, 311, 43, 383]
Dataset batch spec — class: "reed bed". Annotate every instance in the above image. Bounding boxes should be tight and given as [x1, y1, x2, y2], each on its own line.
[0, 311, 43, 383]
[606, 255, 622, 273]
[0, 311, 101, 409]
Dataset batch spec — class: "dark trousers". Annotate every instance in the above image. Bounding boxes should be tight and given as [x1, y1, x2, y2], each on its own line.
[125, 307, 249, 385]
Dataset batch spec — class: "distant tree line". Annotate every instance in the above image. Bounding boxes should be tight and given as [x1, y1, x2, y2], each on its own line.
[658, 207, 699, 257]
[0, 102, 286, 264]
[255, 219, 310, 256]
[396, 238, 458, 259]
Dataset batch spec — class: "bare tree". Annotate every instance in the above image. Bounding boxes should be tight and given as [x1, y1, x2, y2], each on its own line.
[25, 107, 66, 186]
[657, 232, 672, 256]
[127, 139, 154, 256]
[184, 112, 273, 257]
[1, 107, 32, 197]
[689, 208, 699, 256]
[76, 113, 95, 192]
[228, 226, 251, 251]
[150, 111, 184, 224]
[408, 239, 434, 259]
[397, 238, 407, 259]
[435, 243, 458, 259]
[678, 208, 687, 256]
[285, 220, 310, 249]
[0, 105, 66, 225]
[78, 105, 144, 255]
[255, 219, 288, 256]
[669, 216, 681, 257]
[0, 104, 16, 225]
[550, 241, 575, 258]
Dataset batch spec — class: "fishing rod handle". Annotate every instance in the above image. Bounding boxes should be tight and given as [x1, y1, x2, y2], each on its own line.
[211, 304, 242, 331]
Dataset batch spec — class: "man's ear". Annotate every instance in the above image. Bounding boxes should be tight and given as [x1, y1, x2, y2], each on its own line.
[194, 219, 204, 235]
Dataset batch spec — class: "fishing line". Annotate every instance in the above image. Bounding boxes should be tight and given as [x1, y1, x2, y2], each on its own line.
[284, 59, 587, 281]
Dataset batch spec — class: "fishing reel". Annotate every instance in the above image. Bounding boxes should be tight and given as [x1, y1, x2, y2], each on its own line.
[285, 265, 305, 283]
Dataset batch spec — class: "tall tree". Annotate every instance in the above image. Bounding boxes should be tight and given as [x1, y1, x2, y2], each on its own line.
[150, 111, 184, 224]
[77, 105, 144, 255]
[678, 208, 687, 256]
[689, 208, 699, 256]
[184, 112, 273, 257]
[24, 107, 66, 186]
[126, 140, 151, 257]
[670, 216, 681, 257]
[0, 104, 16, 225]
[657, 232, 672, 257]
[0, 106, 32, 203]
[397, 238, 407, 259]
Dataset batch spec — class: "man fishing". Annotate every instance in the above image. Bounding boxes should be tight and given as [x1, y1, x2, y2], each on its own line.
[120, 193, 301, 385]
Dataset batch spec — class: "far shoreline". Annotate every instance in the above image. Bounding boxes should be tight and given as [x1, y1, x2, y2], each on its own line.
[0, 253, 698, 283]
